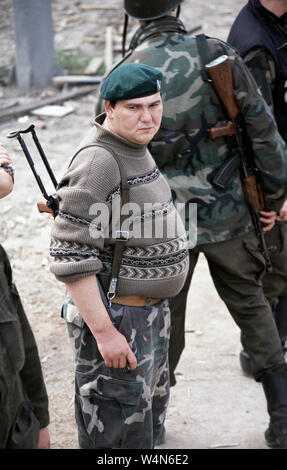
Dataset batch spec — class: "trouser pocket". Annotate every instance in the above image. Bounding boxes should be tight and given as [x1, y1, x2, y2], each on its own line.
[75, 372, 143, 449]
[243, 235, 266, 282]
[7, 393, 40, 449]
[264, 222, 286, 257]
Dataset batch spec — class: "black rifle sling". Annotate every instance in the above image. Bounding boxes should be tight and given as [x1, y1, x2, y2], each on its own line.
[196, 33, 230, 81]
[108, 174, 130, 302]
[195, 34, 212, 82]
[69, 143, 130, 301]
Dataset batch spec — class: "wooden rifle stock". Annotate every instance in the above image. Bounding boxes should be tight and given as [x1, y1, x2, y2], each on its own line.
[243, 175, 264, 212]
[206, 57, 237, 139]
[205, 55, 272, 272]
[210, 121, 235, 139]
[205, 55, 239, 119]
[205, 55, 263, 212]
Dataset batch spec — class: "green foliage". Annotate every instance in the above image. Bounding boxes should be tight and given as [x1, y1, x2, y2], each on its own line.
[0, 65, 9, 84]
[56, 51, 96, 73]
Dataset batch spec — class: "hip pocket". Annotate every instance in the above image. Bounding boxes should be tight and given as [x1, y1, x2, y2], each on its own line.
[7, 396, 40, 449]
[264, 222, 286, 257]
[243, 235, 266, 282]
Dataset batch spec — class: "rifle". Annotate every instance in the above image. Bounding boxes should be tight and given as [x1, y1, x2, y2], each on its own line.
[7, 124, 59, 217]
[205, 54, 272, 272]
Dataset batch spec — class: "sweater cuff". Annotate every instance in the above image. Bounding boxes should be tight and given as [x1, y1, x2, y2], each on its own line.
[51, 259, 103, 284]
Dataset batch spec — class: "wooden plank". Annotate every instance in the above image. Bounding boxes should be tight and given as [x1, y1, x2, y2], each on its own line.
[79, 4, 121, 10]
[105, 26, 113, 73]
[0, 85, 100, 123]
[52, 75, 102, 86]
[84, 57, 104, 75]
[31, 105, 75, 117]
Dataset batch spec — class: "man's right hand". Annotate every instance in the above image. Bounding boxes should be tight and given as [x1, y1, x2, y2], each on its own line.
[66, 275, 137, 371]
[95, 324, 137, 370]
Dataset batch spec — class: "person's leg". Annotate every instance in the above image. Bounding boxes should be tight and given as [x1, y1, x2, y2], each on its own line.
[202, 232, 287, 448]
[63, 297, 170, 449]
[203, 232, 285, 378]
[240, 222, 287, 375]
[274, 294, 287, 361]
[263, 222, 287, 310]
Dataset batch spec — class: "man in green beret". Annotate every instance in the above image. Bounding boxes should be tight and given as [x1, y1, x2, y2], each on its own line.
[49, 62, 189, 449]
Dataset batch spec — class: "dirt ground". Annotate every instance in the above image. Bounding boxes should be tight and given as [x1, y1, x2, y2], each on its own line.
[0, 0, 273, 452]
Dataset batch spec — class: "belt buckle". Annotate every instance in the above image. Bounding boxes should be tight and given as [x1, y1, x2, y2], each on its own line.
[115, 230, 129, 240]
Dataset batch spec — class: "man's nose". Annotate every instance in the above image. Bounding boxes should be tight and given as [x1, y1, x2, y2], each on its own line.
[140, 108, 152, 121]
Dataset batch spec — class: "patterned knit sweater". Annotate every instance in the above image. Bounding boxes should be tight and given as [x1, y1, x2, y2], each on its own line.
[50, 114, 189, 299]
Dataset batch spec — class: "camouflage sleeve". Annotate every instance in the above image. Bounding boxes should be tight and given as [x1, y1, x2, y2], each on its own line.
[231, 49, 287, 211]
[243, 46, 276, 112]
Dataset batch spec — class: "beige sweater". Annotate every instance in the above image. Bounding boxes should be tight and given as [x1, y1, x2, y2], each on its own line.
[50, 114, 189, 299]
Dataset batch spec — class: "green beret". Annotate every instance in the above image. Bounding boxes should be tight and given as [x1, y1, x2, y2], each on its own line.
[100, 63, 162, 101]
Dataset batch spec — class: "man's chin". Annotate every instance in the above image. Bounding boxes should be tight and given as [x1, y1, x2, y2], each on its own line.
[135, 130, 157, 145]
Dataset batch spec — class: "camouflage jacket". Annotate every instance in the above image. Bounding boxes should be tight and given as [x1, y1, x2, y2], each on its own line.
[119, 16, 287, 245]
[242, 47, 276, 112]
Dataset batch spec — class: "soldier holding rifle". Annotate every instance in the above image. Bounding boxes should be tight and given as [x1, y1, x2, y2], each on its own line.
[109, 0, 287, 448]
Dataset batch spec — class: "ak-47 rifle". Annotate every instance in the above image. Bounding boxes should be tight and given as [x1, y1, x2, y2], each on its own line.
[7, 124, 59, 217]
[205, 54, 272, 272]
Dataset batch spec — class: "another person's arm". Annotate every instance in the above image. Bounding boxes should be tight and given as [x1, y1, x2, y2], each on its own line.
[230, 48, 287, 213]
[243, 46, 276, 111]
[242, 47, 286, 227]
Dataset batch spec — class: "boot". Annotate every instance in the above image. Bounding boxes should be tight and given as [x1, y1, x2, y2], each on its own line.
[240, 295, 287, 377]
[262, 370, 287, 449]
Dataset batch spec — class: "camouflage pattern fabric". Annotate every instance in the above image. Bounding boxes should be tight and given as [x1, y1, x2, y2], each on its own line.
[242, 47, 276, 111]
[62, 296, 170, 449]
[116, 16, 287, 245]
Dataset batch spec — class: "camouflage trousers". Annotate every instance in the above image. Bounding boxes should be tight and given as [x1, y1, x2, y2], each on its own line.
[62, 297, 170, 449]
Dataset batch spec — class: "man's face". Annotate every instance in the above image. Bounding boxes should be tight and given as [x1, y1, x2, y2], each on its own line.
[104, 92, 163, 145]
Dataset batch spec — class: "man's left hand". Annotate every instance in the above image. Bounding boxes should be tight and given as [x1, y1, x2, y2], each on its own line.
[276, 200, 287, 222]
[38, 426, 51, 449]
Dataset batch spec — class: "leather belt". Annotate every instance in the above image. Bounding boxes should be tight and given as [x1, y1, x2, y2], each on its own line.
[112, 295, 162, 307]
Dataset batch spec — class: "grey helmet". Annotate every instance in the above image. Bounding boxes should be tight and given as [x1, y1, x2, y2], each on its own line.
[124, 0, 183, 20]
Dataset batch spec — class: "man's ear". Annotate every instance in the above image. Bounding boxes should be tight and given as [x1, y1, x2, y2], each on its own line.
[104, 100, 114, 119]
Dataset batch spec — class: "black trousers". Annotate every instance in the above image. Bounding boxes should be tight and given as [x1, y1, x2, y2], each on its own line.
[168, 229, 287, 384]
